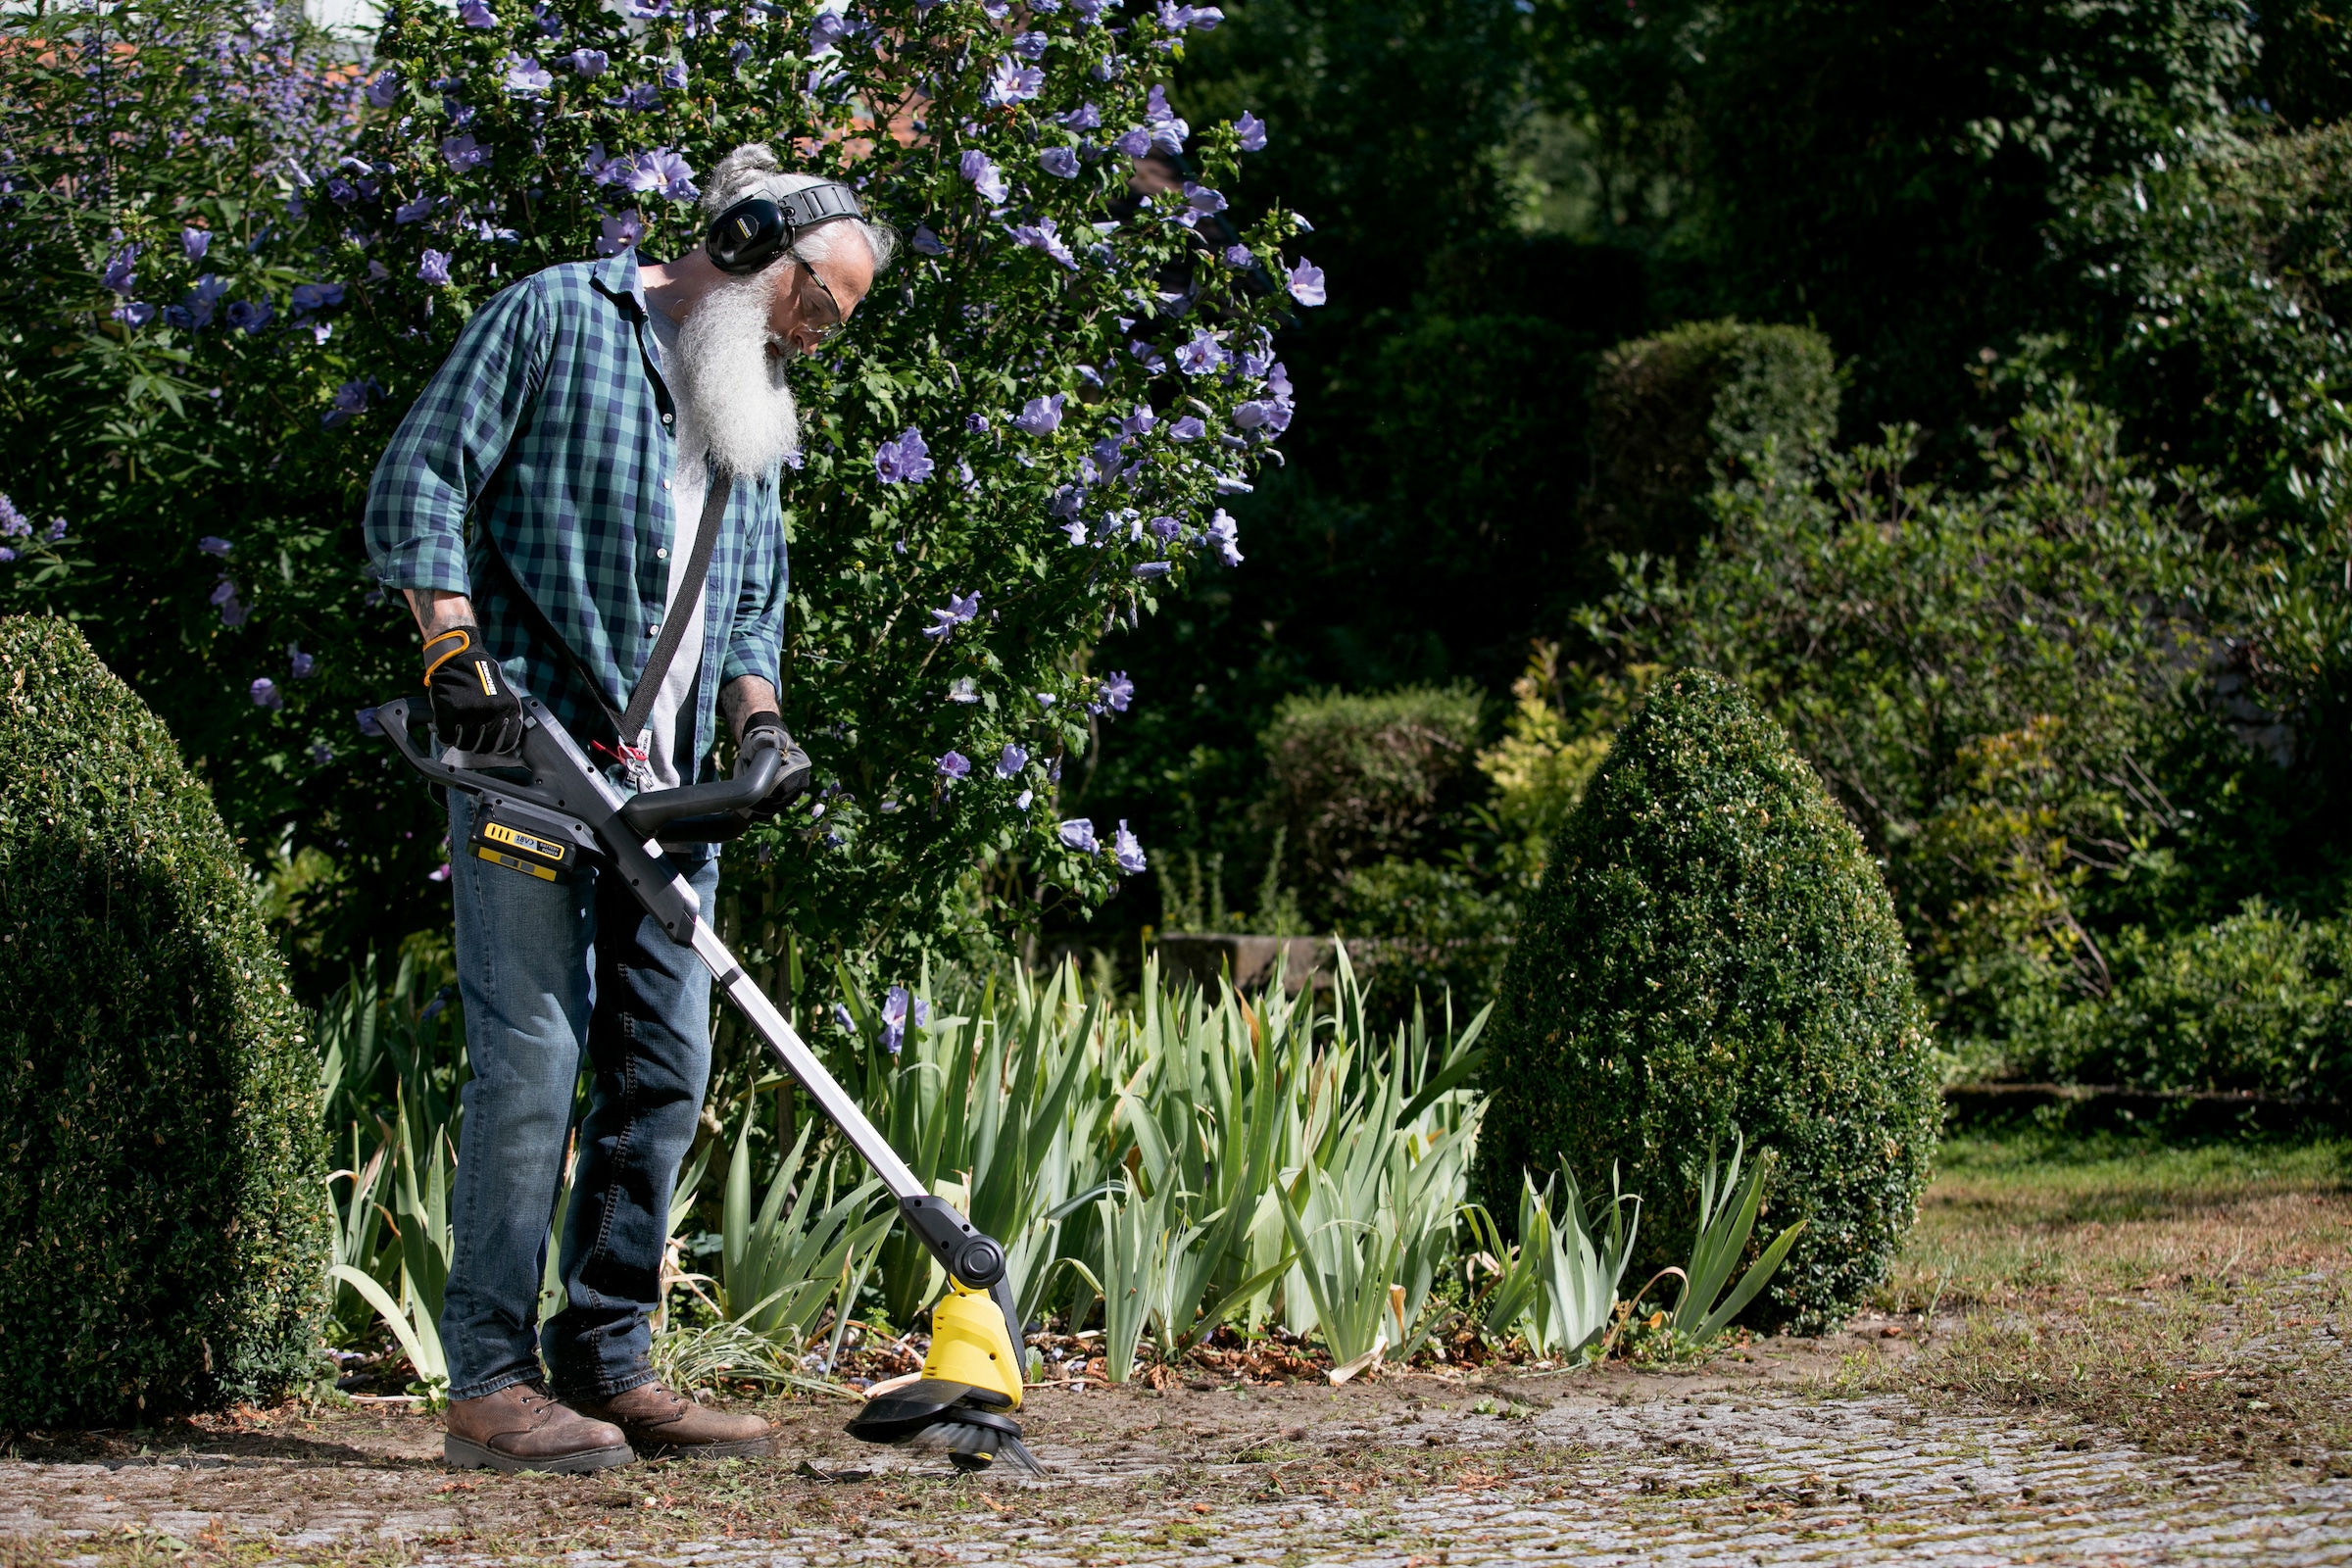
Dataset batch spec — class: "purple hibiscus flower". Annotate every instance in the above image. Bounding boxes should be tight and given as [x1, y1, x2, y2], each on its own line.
[985, 57, 1045, 106]
[1009, 217, 1078, 270]
[880, 985, 928, 1053]
[503, 53, 554, 94]
[1012, 393, 1067, 435]
[1113, 820, 1147, 874]
[922, 589, 982, 640]
[1286, 257, 1326, 307]
[102, 245, 139, 296]
[874, 426, 935, 484]
[1174, 330, 1231, 376]
[597, 210, 645, 256]
[1205, 509, 1244, 566]
[958, 150, 1007, 204]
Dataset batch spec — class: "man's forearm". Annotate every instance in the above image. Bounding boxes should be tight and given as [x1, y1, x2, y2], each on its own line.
[406, 589, 476, 638]
[720, 675, 779, 743]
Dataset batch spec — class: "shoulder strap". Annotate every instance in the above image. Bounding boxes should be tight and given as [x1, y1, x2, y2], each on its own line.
[475, 464, 733, 758]
[617, 465, 731, 745]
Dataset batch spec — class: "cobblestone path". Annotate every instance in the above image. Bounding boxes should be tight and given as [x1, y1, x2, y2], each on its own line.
[3, 1377, 2343, 1565]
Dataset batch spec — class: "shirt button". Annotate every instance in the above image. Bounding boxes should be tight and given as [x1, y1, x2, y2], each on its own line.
[656, 547, 669, 561]
[648, 623, 661, 636]
[662, 479, 671, 491]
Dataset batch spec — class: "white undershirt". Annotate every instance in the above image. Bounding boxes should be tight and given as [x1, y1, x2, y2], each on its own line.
[642, 304, 710, 791]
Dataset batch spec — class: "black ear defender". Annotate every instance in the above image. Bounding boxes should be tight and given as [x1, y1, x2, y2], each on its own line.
[705, 180, 867, 274]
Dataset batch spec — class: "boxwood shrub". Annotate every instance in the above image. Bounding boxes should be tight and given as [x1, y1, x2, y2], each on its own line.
[0, 615, 326, 1424]
[1585, 318, 1839, 561]
[1475, 668, 1939, 1333]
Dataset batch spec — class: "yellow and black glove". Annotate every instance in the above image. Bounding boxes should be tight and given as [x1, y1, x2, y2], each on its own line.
[740, 710, 814, 820]
[420, 624, 523, 754]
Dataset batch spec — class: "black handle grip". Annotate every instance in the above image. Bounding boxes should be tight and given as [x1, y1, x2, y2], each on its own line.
[375, 698, 488, 797]
[617, 730, 783, 839]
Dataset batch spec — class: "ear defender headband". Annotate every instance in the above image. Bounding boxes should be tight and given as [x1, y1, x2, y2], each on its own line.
[706, 181, 866, 274]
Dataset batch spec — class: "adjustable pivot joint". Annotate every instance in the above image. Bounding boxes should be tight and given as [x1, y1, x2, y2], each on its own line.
[902, 1195, 1006, 1288]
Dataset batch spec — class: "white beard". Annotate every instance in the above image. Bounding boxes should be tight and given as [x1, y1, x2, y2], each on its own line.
[672, 270, 801, 476]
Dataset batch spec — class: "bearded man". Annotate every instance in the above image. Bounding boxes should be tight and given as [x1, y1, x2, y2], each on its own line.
[364, 145, 895, 1474]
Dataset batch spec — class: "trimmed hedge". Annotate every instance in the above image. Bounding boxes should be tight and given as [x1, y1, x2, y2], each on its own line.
[1585, 318, 1839, 561]
[0, 615, 326, 1424]
[1475, 669, 1939, 1333]
[1256, 684, 1486, 898]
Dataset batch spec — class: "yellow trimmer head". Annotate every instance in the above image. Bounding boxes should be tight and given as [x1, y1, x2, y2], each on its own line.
[847, 1277, 1039, 1473]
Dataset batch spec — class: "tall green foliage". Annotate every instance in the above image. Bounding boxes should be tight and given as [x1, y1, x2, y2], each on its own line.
[0, 616, 328, 1424]
[1534, 0, 2260, 433]
[2045, 121, 2352, 502]
[1478, 669, 1939, 1332]
[0, 2, 450, 975]
[1589, 397, 2230, 1048]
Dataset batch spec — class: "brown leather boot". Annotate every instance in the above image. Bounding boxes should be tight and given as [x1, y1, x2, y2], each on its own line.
[569, 1381, 775, 1460]
[444, 1383, 635, 1474]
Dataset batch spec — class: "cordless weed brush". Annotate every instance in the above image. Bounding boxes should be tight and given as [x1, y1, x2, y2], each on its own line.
[377, 690, 1040, 1475]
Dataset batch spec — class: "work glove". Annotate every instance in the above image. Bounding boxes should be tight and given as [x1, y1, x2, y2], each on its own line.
[740, 710, 814, 819]
[420, 624, 524, 754]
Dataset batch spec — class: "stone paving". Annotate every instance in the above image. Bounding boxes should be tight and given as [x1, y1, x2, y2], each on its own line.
[3, 1378, 2344, 1565]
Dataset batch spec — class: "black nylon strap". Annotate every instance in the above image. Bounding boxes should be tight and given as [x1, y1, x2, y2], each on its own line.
[476, 464, 733, 757]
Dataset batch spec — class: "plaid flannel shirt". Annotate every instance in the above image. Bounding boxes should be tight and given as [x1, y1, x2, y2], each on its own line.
[364, 249, 787, 777]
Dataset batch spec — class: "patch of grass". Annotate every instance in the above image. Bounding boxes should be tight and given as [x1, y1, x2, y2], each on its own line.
[1850, 1128, 2352, 1475]
[1893, 1271, 2352, 1475]
[1882, 1130, 2352, 1310]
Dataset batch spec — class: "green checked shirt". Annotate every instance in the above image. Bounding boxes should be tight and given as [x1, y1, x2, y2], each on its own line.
[364, 249, 788, 777]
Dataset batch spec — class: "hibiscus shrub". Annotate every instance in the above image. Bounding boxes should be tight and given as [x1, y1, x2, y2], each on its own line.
[5, 0, 1314, 971]
[0, 2, 455, 974]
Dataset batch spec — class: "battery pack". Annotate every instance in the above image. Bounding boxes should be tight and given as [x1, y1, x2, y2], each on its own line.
[468, 797, 600, 882]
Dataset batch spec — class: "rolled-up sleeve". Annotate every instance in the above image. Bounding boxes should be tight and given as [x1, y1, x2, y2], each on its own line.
[363, 276, 554, 595]
[720, 473, 788, 688]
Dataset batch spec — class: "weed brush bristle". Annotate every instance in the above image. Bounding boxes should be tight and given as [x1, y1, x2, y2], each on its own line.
[846, 1379, 1045, 1477]
[917, 1407, 1045, 1475]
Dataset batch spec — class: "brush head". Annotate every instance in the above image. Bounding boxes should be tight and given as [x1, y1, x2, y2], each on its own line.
[918, 1407, 1045, 1475]
[846, 1379, 1043, 1476]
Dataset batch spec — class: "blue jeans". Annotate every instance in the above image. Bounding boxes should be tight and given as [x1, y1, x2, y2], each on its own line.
[440, 789, 720, 1403]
